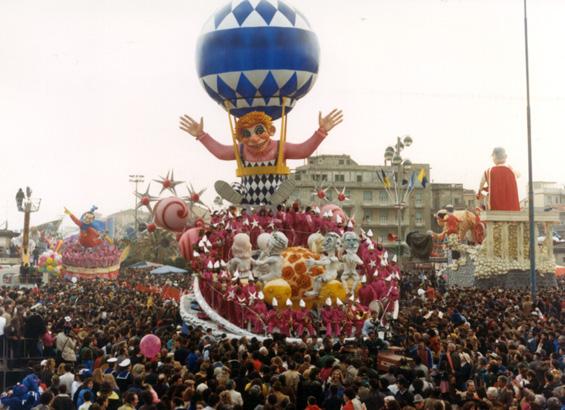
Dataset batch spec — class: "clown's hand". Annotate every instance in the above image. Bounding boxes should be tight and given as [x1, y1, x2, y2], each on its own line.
[319, 109, 344, 133]
[179, 114, 205, 138]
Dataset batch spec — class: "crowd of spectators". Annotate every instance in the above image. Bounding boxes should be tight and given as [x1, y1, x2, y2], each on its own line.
[0, 269, 561, 410]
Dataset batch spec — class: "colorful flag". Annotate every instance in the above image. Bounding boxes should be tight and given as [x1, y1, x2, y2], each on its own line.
[418, 168, 428, 188]
[381, 169, 392, 189]
[408, 171, 416, 192]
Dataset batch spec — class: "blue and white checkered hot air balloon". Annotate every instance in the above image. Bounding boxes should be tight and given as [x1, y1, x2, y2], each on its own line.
[196, 0, 320, 120]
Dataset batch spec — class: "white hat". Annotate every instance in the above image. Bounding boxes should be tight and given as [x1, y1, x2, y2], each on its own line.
[384, 251, 389, 260]
[325, 297, 332, 306]
[368, 242, 375, 251]
[367, 229, 374, 237]
[220, 260, 227, 267]
[336, 298, 343, 306]
[299, 299, 306, 308]
[193, 250, 200, 257]
[271, 298, 278, 307]
[196, 383, 208, 393]
[361, 275, 367, 283]
[285, 298, 292, 307]
[214, 261, 220, 269]
[119, 358, 131, 367]
[64, 316, 72, 322]
[314, 206, 321, 214]
[107, 357, 118, 364]
[40, 359, 48, 366]
[347, 220, 354, 229]
[392, 254, 397, 263]
[207, 261, 213, 269]
[336, 214, 343, 224]
[417, 288, 425, 296]
[258, 291, 264, 300]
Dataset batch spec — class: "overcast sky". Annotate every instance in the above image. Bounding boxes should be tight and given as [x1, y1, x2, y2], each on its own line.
[1, 0, 564, 229]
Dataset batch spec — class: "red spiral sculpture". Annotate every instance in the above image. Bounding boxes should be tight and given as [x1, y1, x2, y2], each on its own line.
[153, 197, 190, 232]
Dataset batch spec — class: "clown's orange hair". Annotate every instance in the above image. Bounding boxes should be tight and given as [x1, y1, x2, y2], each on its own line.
[235, 111, 273, 141]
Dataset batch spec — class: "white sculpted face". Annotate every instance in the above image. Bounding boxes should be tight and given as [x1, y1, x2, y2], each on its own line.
[323, 233, 339, 253]
[342, 232, 360, 253]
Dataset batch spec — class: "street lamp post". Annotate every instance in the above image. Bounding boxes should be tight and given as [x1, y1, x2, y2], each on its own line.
[383, 136, 414, 257]
[15, 187, 41, 266]
[129, 175, 145, 235]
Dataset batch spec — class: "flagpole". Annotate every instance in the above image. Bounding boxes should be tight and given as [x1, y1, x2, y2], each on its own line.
[523, 0, 536, 298]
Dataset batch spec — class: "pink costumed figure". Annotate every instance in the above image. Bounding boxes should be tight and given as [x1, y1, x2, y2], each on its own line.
[292, 300, 316, 337]
[249, 297, 268, 334]
[358, 283, 377, 307]
[330, 301, 345, 337]
[266, 307, 281, 335]
[352, 302, 369, 337]
[321, 301, 335, 337]
[278, 303, 293, 337]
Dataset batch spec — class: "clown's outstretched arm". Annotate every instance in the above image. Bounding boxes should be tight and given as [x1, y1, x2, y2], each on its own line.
[179, 114, 235, 161]
[285, 109, 343, 160]
[64, 208, 82, 227]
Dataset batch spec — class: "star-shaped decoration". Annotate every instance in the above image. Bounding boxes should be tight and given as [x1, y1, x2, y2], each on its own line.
[312, 187, 328, 200]
[369, 260, 377, 269]
[183, 183, 207, 206]
[335, 187, 349, 202]
[135, 183, 159, 212]
[251, 220, 260, 229]
[153, 170, 183, 195]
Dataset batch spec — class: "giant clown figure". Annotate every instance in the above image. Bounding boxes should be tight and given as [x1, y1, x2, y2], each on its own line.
[180, 110, 342, 206]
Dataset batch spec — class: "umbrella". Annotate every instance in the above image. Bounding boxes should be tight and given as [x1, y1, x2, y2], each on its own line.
[150, 265, 188, 275]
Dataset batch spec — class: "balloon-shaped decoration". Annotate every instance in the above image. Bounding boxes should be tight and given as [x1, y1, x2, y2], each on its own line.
[153, 197, 190, 232]
[38, 249, 63, 275]
[196, 0, 320, 120]
[320, 204, 348, 225]
[178, 227, 203, 261]
[139, 334, 162, 359]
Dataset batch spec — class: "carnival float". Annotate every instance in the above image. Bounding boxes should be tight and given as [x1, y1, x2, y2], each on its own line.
[60, 206, 127, 280]
[126, 0, 402, 339]
[408, 147, 559, 289]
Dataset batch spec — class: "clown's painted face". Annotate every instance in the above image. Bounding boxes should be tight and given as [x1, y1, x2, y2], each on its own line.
[81, 213, 95, 224]
[239, 122, 273, 152]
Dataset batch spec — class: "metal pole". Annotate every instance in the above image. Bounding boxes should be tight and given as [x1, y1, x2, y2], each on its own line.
[523, 0, 536, 297]
[134, 179, 139, 233]
[129, 175, 144, 236]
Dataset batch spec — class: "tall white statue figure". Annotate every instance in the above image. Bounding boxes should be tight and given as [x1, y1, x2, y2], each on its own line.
[305, 232, 341, 296]
[340, 231, 362, 295]
[227, 233, 253, 280]
[256, 231, 288, 283]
